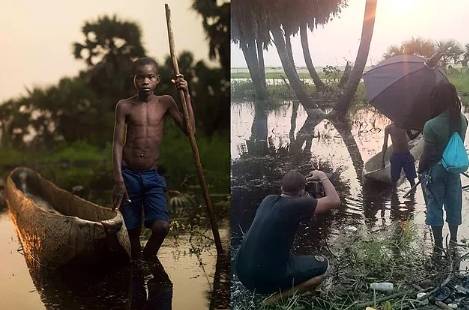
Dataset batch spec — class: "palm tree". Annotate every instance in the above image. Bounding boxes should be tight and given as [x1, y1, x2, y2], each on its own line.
[300, 23, 325, 90]
[436, 39, 464, 67]
[72, 15, 145, 68]
[269, 0, 347, 109]
[72, 15, 146, 108]
[331, 0, 378, 118]
[192, 0, 230, 78]
[298, 0, 348, 90]
[402, 37, 435, 58]
[232, 0, 270, 100]
[462, 43, 469, 67]
[383, 44, 404, 59]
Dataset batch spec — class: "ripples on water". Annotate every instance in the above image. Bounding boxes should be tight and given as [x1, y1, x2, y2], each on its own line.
[230, 101, 469, 297]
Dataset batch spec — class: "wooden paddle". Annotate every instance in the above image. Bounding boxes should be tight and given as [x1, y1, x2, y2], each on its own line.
[164, 4, 223, 255]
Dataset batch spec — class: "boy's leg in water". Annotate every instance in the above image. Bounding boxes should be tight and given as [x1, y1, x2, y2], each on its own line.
[390, 154, 402, 190]
[143, 221, 170, 259]
[402, 153, 417, 188]
[141, 168, 170, 259]
[119, 166, 145, 258]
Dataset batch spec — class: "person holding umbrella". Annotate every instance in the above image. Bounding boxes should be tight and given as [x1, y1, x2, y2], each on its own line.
[418, 81, 468, 251]
[381, 123, 421, 189]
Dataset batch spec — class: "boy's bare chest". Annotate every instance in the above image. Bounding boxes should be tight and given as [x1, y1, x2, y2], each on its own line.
[127, 103, 167, 126]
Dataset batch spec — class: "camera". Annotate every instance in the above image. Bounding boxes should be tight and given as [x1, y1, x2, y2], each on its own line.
[305, 180, 325, 198]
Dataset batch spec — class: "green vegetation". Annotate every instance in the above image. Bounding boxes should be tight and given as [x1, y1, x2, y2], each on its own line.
[231, 71, 327, 80]
[0, 123, 229, 194]
[0, 9, 230, 226]
[233, 221, 458, 310]
[231, 67, 469, 107]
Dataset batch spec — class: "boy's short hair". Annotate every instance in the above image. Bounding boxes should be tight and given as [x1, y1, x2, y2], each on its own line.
[281, 170, 306, 194]
[132, 57, 158, 76]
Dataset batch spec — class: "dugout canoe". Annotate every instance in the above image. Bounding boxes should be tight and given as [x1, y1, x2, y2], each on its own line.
[363, 136, 425, 184]
[5, 167, 131, 270]
[0, 177, 5, 208]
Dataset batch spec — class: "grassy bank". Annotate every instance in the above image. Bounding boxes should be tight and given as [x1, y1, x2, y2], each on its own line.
[232, 221, 464, 310]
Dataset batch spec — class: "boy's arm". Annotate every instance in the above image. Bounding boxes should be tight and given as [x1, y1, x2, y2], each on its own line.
[112, 101, 130, 210]
[168, 76, 196, 135]
[381, 127, 389, 169]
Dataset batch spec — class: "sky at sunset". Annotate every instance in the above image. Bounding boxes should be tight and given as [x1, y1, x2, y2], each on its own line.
[0, 0, 213, 102]
[231, 0, 469, 68]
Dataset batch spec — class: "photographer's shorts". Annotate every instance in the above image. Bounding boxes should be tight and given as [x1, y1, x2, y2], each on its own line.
[237, 255, 329, 295]
[120, 165, 169, 230]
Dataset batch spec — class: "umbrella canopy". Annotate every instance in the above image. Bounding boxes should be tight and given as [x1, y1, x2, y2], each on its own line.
[363, 54, 449, 130]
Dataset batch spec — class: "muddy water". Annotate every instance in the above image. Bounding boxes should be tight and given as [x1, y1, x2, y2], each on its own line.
[0, 201, 229, 310]
[230, 101, 469, 297]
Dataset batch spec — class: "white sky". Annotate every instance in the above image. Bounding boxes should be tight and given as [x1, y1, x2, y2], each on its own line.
[231, 0, 469, 68]
[0, 0, 214, 102]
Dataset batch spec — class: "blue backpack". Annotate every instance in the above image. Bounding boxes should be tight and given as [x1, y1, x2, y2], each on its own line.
[441, 131, 469, 173]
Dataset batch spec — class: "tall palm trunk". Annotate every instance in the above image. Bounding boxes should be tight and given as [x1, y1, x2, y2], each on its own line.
[300, 23, 325, 90]
[256, 39, 267, 87]
[240, 38, 268, 100]
[285, 35, 295, 68]
[331, 0, 377, 118]
[271, 26, 323, 113]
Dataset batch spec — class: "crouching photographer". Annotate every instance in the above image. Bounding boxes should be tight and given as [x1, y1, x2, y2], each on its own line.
[234, 169, 341, 305]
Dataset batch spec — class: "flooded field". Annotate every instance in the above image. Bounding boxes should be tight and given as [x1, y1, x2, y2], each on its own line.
[0, 201, 229, 310]
[230, 101, 469, 305]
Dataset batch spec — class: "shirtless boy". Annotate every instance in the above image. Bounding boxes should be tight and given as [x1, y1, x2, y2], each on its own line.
[112, 57, 195, 259]
[381, 123, 420, 188]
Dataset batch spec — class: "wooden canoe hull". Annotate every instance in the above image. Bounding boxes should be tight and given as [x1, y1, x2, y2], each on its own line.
[363, 137, 425, 184]
[6, 167, 131, 270]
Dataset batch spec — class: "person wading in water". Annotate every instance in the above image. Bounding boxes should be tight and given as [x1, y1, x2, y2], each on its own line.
[381, 123, 421, 189]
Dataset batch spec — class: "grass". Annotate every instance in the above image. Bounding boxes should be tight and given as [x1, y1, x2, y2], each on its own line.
[232, 221, 455, 310]
[231, 71, 328, 80]
[231, 67, 469, 108]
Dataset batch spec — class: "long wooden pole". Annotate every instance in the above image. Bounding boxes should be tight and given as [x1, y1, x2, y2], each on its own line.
[164, 4, 223, 255]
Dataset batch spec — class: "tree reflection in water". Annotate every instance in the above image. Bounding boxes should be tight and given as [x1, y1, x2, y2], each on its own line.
[231, 100, 427, 300]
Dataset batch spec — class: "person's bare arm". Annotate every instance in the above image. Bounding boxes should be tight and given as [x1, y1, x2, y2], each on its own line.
[112, 101, 130, 210]
[381, 126, 390, 169]
[307, 170, 340, 215]
[168, 75, 196, 135]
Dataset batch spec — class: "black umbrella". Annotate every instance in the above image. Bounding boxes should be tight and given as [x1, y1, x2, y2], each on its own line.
[363, 54, 448, 130]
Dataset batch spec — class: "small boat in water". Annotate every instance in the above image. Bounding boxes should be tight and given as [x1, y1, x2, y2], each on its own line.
[5, 167, 131, 270]
[363, 136, 425, 184]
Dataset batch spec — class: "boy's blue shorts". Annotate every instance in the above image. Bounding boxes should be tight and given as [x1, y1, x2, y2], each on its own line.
[119, 165, 169, 230]
[390, 151, 417, 182]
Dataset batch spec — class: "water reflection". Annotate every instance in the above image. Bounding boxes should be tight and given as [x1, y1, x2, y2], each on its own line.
[208, 254, 231, 310]
[131, 258, 173, 310]
[0, 201, 229, 309]
[231, 101, 469, 302]
[231, 101, 361, 258]
[25, 256, 132, 310]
